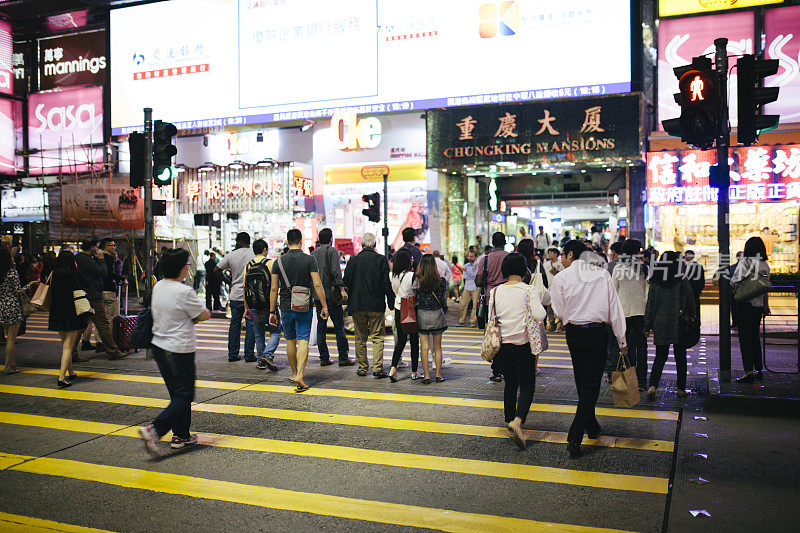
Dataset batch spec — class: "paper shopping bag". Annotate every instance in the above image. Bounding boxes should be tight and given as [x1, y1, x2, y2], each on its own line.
[611, 366, 641, 408]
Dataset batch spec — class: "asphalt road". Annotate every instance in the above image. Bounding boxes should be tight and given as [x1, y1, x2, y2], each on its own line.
[0, 311, 794, 532]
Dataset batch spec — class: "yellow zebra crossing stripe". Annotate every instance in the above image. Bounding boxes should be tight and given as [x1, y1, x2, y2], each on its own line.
[0, 453, 637, 532]
[0, 412, 668, 493]
[0, 512, 114, 533]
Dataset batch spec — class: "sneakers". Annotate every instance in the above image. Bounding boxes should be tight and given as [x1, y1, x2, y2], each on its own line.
[397, 360, 410, 369]
[171, 434, 199, 449]
[442, 358, 452, 368]
[139, 424, 164, 457]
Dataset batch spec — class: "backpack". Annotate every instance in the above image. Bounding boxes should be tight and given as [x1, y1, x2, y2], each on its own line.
[244, 258, 271, 311]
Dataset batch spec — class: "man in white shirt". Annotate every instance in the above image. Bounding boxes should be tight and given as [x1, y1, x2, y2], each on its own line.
[216, 232, 256, 362]
[543, 247, 563, 332]
[550, 239, 627, 459]
[432, 250, 452, 284]
[534, 226, 550, 255]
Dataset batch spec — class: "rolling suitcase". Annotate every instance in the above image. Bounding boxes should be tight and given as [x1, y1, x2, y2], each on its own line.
[113, 285, 138, 352]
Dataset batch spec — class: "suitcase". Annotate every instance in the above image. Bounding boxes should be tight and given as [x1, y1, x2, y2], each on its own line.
[113, 285, 138, 352]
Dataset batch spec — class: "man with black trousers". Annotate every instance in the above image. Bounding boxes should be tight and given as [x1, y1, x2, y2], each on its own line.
[683, 250, 706, 315]
[550, 240, 627, 458]
[204, 252, 222, 311]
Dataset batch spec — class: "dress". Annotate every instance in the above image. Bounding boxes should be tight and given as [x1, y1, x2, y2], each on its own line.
[415, 277, 448, 334]
[48, 271, 89, 332]
[0, 268, 24, 325]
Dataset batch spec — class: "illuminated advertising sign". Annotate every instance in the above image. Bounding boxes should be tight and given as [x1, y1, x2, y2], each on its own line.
[1, 188, 48, 222]
[427, 93, 642, 169]
[657, 12, 753, 128]
[180, 166, 292, 215]
[12, 41, 26, 95]
[38, 30, 107, 90]
[0, 20, 12, 96]
[658, 0, 782, 17]
[110, 0, 632, 134]
[61, 184, 144, 229]
[765, 5, 800, 122]
[646, 145, 800, 205]
[0, 99, 12, 174]
[332, 111, 382, 150]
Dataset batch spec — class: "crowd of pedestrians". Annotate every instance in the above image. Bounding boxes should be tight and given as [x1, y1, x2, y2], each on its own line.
[0, 225, 773, 459]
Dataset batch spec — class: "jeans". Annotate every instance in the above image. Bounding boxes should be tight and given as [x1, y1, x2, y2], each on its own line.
[565, 325, 607, 444]
[650, 344, 688, 390]
[316, 301, 349, 362]
[352, 310, 385, 373]
[194, 270, 205, 292]
[228, 300, 254, 359]
[391, 309, 419, 372]
[254, 319, 282, 361]
[280, 309, 314, 341]
[151, 345, 196, 440]
[625, 316, 648, 387]
[736, 302, 763, 373]
[499, 343, 536, 423]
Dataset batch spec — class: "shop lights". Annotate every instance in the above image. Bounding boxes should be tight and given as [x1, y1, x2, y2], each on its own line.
[198, 162, 215, 172]
[581, 169, 587, 173]
[228, 160, 245, 169]
[256, 159, 275, 167]
[300, 119, 315, 132]
[176, 164, 186, 173]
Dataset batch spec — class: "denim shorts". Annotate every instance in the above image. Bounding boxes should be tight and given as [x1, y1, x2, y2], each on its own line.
[280, 309, 313, 341]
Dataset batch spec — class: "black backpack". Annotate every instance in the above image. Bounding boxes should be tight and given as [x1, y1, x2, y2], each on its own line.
[244, 259, 271, 311]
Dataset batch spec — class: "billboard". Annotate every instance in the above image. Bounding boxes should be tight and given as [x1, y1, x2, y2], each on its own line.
[61, 184, 144, 229]
[765, 5, 800, 123]
[110, 0, 632, 134]
[0, 20, 12, 95]
[27, 86, 104, 175]
[657, 12, 754, 129]
[0, 99, 13, 174]
[38, 30, 107, 90]
[1, 188, 48, 222]
[658, 0, 782, 17]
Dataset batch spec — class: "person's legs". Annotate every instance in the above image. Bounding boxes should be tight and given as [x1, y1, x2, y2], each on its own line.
[90, 299, 121, 357]
[367, 311, 385, 374]
[566, 327, 607, 444]
[433, 333, 443, 378]
[750, 306, 763, 373]
[315, 301, 331, 362]
[674, 344, 688, 391]
[151, 347, 196, 439]
[513, 343, 536, 423]
[328, 303, 350, 362]
[419, 334, 430, 380]
[499, 345, 518, 423]
[627, 316, 648, 388]
[227, 300, 245, 360]
[281, 312, 299, 379]
[545, 305, 555, 331]
[253, 320, 266, 360]
[57, 331, 77, 382]
[264, 320, 282, 360]
[604, 324, 619, 380]
[410, 331, 420, 373]
[295, 341, 310, 388]
[293, 310, 313, 387]
[352, 311, 369, 374]
[3, 323, 19, 369]
[649, 344, 669, 389]
[243, 309, 255, 360]
[458, 295, 469, 325]
[391, 310, 408, 370]
[213, 287, 222, 310]
[102, 291, 118, 321]
[81, 319, 93, 343]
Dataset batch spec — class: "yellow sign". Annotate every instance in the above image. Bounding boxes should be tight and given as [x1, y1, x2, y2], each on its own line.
[326, 161, 425, 184]
[659, 0, 783, 17]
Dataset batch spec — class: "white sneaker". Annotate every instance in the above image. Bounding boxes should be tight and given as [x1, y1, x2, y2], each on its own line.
[139, 424, 164, 457]
[398, 360, 410, 368]
[442, 358, 452, 368]
[171, 434, 199, 449]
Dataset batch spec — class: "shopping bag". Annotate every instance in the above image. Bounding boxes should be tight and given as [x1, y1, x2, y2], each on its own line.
[611, 354, 640, 408]
[400, 296, 417, 334]
[480, 293, 501, 362]
[31, 274, 51, 310]
[309, 311, 318, 346]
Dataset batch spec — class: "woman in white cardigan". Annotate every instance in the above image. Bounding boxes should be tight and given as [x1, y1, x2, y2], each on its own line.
[489, 253, 547, 450]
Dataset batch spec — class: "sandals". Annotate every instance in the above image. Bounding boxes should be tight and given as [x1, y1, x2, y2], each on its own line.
[388, 369, 398, 383]
[294, 384, 310, 393]
[2, 367, 20, 375]
[435, 376, 446, 383]
[421, 378, 431, 385]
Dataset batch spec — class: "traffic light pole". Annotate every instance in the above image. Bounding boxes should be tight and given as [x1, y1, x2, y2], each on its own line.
[143, 108, 154, 360]
[715, 38, 732, 380]
[382, 173, 389, 258]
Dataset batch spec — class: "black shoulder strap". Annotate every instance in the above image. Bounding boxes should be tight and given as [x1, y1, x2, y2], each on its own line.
[482, 254, 489, 291]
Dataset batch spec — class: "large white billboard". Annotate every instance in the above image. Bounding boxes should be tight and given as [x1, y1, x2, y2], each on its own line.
[110, 0, 632, 134]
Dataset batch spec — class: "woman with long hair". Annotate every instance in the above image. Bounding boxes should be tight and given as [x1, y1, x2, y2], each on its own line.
[0, 247, 24, 375]
[414, 254, 448, 384]
[48, 251, 89, 387]
[731, 236, 770, 383]
[389, 248, 421, 381]
[644, 251, 696, 398]
[612, 239, 649, 390]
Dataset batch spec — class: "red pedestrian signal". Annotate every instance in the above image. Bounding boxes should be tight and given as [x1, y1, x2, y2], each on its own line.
[362, 192, 380, 223]
[662, 56, 718, 150]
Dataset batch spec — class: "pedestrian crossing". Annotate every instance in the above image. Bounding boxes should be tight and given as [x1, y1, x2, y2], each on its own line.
[0, 313, 689, 531]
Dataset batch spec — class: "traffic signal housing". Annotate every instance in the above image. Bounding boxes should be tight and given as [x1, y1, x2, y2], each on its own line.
[128, 132, 145, 187]
[362, 192, 380, 223]
[153, 120, 178, 185]
[737, 54, 780, 146]
[662, 56, 718, 149]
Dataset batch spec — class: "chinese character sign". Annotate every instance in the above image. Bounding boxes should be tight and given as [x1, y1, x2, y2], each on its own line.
[646, 145, 800, 205]
[180, 165, 291, 214]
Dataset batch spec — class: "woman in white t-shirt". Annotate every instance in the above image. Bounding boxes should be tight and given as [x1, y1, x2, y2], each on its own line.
[489, 253, 546, 450]
[139, 248, 210, 457]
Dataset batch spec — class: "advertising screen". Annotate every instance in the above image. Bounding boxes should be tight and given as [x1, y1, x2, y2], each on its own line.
[1, 188, 48, 222]
[658, 0, 782, 18]
[110, 0, 632, 134]
[765, 5, 800, 123]
[38, 30, 107, 90]
[657, 12, 754, 129]
[0, 99, 12, 173]
[0, 20, 12, 96]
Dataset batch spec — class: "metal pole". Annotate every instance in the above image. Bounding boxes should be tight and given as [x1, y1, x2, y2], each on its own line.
[383, 173, 389, 258]
[715, 38, 732, 380]
[143, 108, 154, 360]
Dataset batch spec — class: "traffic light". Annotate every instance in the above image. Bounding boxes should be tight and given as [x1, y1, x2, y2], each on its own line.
[662, 56, 718, 149]
[128, 132, 144, 187]
[153, 120, 178, 185]
[362, 192, 380, 223]
[737, 54, 780, 146]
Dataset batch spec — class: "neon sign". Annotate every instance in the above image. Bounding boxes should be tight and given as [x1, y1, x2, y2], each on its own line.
[331, 111, 382, 151]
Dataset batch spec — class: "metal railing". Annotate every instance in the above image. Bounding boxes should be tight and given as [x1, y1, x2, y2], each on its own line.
[760, 285, 800, 374]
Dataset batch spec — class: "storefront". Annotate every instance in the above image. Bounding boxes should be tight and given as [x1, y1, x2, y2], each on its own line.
[646, 144, 800, 273]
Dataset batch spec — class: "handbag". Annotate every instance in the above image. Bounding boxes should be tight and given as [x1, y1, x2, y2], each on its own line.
[130, 308, 154, 349]
[276, 257, 311, 313]
[18, 289, 37, 317]
[678, 282, 700, 349]
[530, 263, 551, 307]
[524, 286, 549, 356]
[611, 353, 641, 408]
[31, 274, 52, 310]
[480, 291, 502, 361]
[733, 270, 771, 302]
[399, 273, 418, 333]
[476, 254, 490, 329]
[73, 290, 94, 316]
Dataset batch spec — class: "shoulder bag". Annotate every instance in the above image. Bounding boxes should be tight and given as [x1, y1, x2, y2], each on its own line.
[73, 290, 94, 316]
[276, 257, 312, 313]
[529, 262, 551, 307]
[733, 268, 771, 303]
[678, 282, 701, 349]
[18, 286, 37, 317]
[476, 255, 490, 329]
[524, 286, 549, 356]
[481, 289, 502, 361]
